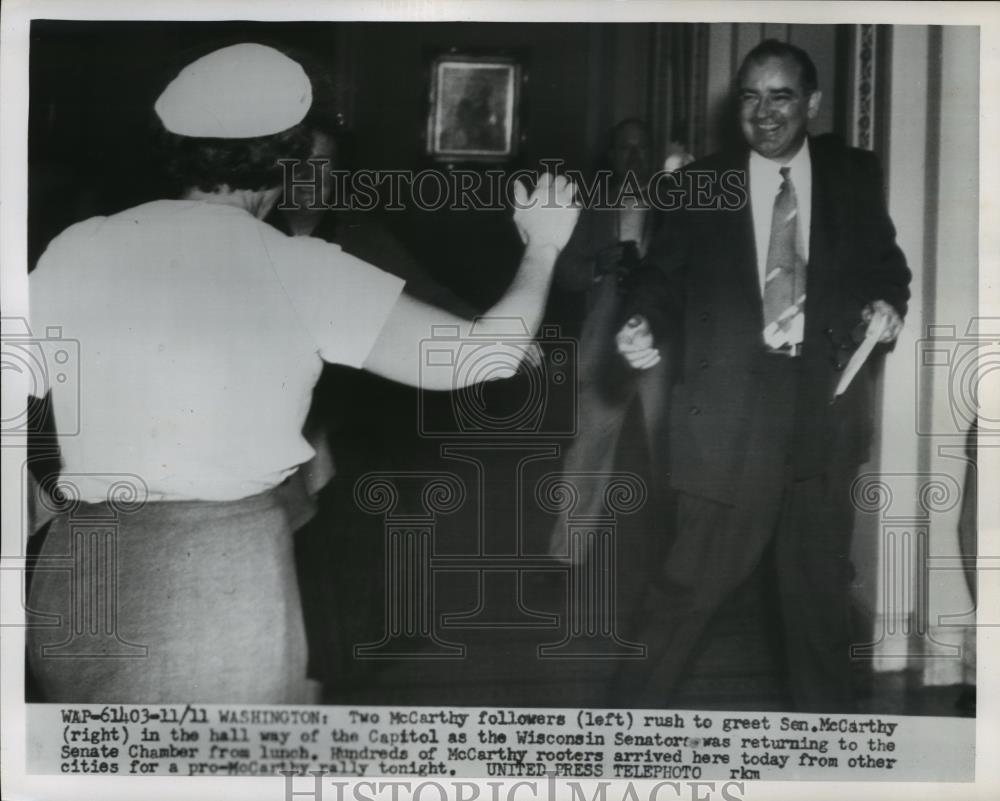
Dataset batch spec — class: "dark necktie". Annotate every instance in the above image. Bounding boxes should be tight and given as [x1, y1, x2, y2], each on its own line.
[762, 166, 806, 349]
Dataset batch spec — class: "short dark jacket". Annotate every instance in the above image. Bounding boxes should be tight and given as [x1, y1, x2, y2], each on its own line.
[626, 133, 911, 504]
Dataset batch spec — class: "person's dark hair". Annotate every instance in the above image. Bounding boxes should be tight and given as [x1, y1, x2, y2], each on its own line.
[737, 39, 819, 94]
[584, 118, 653, 200]
[609, 118, 651, 150]
[157, 123, 314, 194]
[593, 118, 651, 170]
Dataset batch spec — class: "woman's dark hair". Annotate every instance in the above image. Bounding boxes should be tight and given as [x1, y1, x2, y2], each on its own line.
[158, 122, 314, 194]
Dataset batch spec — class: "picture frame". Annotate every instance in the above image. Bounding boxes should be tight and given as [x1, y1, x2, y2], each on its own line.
[427, 52, 521, 162]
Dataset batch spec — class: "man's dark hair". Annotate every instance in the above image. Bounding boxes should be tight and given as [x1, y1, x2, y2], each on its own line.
[610, 117, 651, 145]
[157, 123, 314, 194]
[737, 39, 819, 94]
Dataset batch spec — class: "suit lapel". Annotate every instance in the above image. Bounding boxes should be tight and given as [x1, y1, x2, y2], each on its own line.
[729, 151, 764, 321]
[805, 138, 841, 318]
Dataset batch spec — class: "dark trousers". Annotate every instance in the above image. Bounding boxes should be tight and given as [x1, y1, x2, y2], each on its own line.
[611, 352, 858, 712]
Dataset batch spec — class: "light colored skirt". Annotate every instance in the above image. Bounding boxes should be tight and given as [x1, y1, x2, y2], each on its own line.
[27, 477, 318, 704]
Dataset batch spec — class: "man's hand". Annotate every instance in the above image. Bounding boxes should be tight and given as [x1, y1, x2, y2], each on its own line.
[512, 173, 579, 250]
[616, 315, 660, 370]
[862, 299, 904, 343]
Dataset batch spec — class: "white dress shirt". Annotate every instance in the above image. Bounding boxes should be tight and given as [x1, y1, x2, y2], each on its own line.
[749, 139, 812, 348]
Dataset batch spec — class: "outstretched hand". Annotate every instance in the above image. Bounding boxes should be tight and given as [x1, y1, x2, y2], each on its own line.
[512, 173, 579, 251]
[616, 315, 660, 370]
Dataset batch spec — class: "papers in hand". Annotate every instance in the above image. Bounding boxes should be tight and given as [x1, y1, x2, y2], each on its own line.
[834, 307, 890, 398]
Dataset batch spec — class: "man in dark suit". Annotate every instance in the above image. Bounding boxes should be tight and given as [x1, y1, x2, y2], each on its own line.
[612, 39, 911, 712]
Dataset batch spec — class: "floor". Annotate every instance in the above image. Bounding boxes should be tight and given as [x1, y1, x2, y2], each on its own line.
[307, 484, 974, 718]
[292, 377, 977, 718]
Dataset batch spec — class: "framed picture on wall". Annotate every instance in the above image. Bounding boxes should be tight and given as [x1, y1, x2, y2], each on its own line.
[427, 53, 521, 162]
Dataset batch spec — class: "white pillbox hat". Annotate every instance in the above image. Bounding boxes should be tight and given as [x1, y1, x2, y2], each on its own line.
[154, 43, 312, 138]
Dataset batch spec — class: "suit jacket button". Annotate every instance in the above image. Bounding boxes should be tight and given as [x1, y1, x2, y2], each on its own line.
[699, 312, 710, 323]
[689, 406, 701, 416]
[699, 359, 709, 369]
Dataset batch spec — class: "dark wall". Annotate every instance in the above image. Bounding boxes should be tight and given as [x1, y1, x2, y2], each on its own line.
[28, 20, 342, 266]
[344, 23, 595, 171]
[29, 20, 649, 308]
[340, 23, 601, 307]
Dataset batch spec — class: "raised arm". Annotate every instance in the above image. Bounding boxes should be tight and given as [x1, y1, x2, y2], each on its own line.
[362, 174, 578, 390]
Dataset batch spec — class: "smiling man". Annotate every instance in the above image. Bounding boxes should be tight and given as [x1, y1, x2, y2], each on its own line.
[738, 43, 821, 162]
[610, 40, 911, 712]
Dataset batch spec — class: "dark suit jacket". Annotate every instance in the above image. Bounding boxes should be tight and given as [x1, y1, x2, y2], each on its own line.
[628, 134, 911, 505]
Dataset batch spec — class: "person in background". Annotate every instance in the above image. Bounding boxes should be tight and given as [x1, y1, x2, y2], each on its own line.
[266, 123, 478, 696]
[27, 43, 578, 704]
[269, 124, 477, 495]
[547, 119, 692, 562]
[613, 40, 910, 712]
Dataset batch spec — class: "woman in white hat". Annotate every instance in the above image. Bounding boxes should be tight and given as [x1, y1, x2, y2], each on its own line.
[27, 43, 577, 703]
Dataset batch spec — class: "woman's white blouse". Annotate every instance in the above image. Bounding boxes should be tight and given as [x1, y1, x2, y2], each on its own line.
[30, 199, 405, 502]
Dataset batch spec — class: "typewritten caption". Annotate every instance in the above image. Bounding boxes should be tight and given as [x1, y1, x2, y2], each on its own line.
[27, 705, 973, 781]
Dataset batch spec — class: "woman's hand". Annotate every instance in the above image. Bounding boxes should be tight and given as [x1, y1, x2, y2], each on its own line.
[362, 173, 576, 391]
[512, 173, 579, 251]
